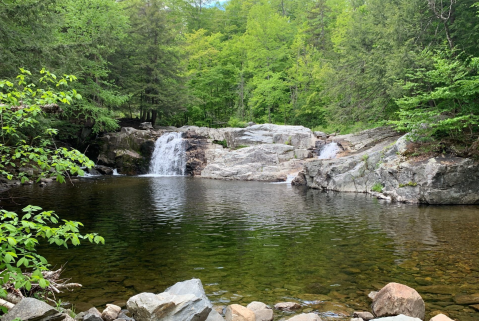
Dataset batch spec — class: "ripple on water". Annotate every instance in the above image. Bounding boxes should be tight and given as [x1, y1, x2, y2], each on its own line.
[2, 176, 479, 320]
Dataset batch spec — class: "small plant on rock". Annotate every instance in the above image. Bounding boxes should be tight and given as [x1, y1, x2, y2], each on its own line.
[371, 182, 384, 193]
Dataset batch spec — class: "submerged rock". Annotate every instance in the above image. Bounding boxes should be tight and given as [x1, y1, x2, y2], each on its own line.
[453, 293, 479, 305]
[287, 313, 322, 321]
[370, 315, 422, 321]
[371, 283, 425, 320]
[274, 302, 301, 311]
[353, 311, 374, 320]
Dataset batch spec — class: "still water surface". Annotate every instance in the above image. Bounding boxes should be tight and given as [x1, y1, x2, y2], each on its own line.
[3, 177, 479, 320]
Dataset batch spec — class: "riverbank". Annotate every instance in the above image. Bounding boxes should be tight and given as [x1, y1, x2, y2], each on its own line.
[0, 279, 460, 321]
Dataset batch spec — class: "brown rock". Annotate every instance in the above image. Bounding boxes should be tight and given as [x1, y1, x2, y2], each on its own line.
[371, 282, 425, 320]
[453, 293, 479, 305]
[470, 304, 479, 311]
[430, 314, 455, 321]
[287, 313, 322, 321]
[225, 304, 255, 321]
[353, 311, 374, 320]
[101, 304, 121, 321]
[274, 302, 301, 311]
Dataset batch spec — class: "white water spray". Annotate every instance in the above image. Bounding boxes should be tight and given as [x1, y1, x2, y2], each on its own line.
[149, 132, 186, 176]
[318, 142, 340, 159]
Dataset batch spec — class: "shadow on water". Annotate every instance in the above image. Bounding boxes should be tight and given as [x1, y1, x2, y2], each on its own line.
[2, 176, 479, 320]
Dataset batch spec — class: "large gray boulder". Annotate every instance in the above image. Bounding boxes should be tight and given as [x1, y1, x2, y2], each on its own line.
[1, 298, 64, 321]
[126, 279, 212, 321]
[201, 144, 304, 182]
[165, 278, 210, 303]
[371, 283, 425, 320]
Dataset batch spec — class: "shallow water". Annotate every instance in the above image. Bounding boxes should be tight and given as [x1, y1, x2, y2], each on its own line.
[2, 177, 479, 320]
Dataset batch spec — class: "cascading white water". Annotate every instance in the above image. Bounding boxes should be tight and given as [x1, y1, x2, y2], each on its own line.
[318, 142, 340, 159]
[149, 132, 186, 176]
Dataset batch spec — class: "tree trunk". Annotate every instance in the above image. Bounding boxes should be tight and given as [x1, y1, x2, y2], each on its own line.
[151, 110, 158, 125]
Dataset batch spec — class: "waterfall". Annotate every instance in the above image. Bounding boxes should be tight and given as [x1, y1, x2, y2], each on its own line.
[149, 132, 186, 176]
[318, 142, 340, 159]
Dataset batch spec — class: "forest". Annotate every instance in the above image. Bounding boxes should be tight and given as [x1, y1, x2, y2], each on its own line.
[1, 0, 479, 140]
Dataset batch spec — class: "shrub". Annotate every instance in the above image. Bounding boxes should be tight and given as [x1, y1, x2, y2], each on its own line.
[0, 205, 104, 307]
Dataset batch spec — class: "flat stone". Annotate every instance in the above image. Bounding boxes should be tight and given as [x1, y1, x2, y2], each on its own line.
[430, 314, 454, 321]
[351, 318, 363, 321]
[274, 302, 301, 311]
[372, 283, 425, 320]
[287, 313, 322, 321]
[225, 304, 255, 321]
[353, 311, 374, 320]
[453, 293, 479, 305]
[1, 298, 64, 321]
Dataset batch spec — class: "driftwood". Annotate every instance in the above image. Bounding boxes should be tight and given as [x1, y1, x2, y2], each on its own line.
[2, 267, 82, 305]
[0, 298, 14, 310]
[0, 103, 63, 114]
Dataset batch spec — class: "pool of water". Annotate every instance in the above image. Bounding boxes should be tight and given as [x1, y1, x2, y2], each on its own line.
[2, 176, 479, 320]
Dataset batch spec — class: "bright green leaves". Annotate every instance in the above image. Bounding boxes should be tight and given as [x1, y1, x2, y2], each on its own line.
[391, 50, 479, 140]
[0, 206, 105, 296]
[0, 70, 94, 183]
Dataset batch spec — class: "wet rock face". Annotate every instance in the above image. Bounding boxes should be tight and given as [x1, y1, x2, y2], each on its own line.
[184, 131, 209, 176]
[96, 127, 160, 175]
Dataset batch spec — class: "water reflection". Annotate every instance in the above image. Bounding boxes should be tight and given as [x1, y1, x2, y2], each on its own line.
[1, 177, 479, 320]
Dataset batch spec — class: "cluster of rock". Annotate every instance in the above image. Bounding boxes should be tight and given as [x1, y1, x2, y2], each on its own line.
[294, 127, 479, 204]
[0, 280, 459, 321]
[93, 124, 321, 181]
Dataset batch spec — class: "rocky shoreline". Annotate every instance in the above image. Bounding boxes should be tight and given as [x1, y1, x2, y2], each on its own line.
[2, 123, 479, 205]
[0, 279, 460, 321]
